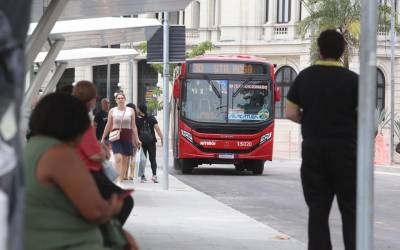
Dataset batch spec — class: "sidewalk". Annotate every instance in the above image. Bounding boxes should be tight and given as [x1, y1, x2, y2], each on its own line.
[119, 168, 306, 250]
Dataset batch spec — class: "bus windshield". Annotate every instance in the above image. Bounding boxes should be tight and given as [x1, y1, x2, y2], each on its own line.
[182, 78, 272, 124]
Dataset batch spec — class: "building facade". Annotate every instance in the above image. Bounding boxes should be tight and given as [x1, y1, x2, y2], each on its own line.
[179, 0, 399, 161]
[61, 0, 398, 161]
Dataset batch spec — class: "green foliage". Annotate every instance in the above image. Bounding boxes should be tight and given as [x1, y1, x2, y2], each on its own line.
[375, 107, 391, 135]
[137, 42, 147, 54]
[394, 118, 400, 140]
[187, 41, 213, 58]
[146, 87, 163, 114]
[297, 0, 395, 67]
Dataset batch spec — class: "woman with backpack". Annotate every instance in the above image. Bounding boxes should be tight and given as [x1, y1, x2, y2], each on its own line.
[136, 104, 163, 183]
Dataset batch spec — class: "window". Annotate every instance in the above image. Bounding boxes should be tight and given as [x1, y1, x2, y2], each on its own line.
[193, 1, 200, 28]
[277, 0, 291, 23]
[213, 0, 218, 26]
[56, 68, 75, 90]
[274, 66, 297, 118]
[169, 11, 180, 25]
[299, 0, 302, 21]
[265, 0, 269, 23]
[376, 68, 385, 109]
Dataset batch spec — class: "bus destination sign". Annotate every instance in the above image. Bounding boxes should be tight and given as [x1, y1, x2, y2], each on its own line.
[189, 62, 266, 75]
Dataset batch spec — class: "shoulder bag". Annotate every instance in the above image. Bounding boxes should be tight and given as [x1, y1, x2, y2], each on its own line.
[109, 109, 126, 142]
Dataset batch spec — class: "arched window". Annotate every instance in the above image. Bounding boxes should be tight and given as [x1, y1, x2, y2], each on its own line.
[376, 68, 385, 110]
[275, 66, 297, 118]
[193, 1, 200, 28]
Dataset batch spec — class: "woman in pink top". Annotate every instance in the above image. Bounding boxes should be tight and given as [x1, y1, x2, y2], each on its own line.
[102, 92, 141, 181]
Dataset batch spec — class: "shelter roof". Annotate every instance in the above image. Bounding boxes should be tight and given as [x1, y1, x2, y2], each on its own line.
[34, 48, 138, 68]
[31, 0, 192, 22]
[28, 17, 161, 49]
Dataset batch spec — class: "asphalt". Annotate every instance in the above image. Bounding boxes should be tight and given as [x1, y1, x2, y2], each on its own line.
[115, 146, 400, 250]
[119, 166, 306, 250]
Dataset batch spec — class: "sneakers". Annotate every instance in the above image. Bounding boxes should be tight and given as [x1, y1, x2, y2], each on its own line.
[151, 175, 159, 183]
[140, 175, 158, 183]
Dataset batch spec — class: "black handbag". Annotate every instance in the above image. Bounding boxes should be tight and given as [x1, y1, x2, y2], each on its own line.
[100, 219, 129, 250]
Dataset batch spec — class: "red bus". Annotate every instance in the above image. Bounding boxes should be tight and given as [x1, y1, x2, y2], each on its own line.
[171, 55, 280, 174]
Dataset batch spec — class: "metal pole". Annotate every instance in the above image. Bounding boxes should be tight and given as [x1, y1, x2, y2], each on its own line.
[162, 12, 170, 190]
[129, 57, 134, 103]
[43, 62, 68, 95]
[25, 0, 67, 72]
[357, 0, 378, 249]
[23, 39, 65, 110]
[107, 45, 111, 101]
[390, 0, 396, 163]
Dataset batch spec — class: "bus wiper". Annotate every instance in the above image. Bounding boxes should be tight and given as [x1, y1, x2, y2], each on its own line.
[207, 79, 222, 98]
[233, 77, 252, 97]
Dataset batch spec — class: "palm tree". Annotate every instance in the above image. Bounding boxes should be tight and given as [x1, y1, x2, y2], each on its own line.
[297, 0, 394, 68]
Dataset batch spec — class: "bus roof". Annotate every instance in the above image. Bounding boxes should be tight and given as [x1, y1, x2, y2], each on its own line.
[187, 55, 273, 65]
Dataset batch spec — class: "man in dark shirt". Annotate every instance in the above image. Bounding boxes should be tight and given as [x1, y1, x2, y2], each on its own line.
[286, 30, 358, 250]
[94, 98, 109, 140]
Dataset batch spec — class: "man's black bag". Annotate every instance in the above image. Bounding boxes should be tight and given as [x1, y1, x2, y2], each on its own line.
[139, 119, 154, 145]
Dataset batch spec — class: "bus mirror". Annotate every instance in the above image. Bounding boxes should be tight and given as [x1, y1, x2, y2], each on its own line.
[173, 82, 180, 99]
[274, 86, 281, 102]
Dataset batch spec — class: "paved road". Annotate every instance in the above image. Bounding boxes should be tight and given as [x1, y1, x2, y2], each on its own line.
[170, 160, 400, 250]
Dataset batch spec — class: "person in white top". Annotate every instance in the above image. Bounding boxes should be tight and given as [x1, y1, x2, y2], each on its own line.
[101, 93, 141, 181]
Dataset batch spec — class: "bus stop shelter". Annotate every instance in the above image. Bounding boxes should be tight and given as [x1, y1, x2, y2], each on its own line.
[33, 47, 139, 96]
[25, 17, 161, 110]
[0, 1, 193, 250]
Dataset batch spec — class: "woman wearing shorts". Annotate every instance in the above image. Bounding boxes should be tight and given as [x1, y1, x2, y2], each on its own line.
[101, 93, 141, 181]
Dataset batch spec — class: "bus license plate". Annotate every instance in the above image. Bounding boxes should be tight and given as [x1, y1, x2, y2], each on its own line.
[218, 153, 234, 159]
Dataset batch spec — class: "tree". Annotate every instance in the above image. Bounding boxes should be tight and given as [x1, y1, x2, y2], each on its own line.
[297, 0, 394, 68]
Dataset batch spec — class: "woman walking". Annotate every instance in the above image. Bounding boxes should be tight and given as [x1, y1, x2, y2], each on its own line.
[136, 104, 163, 183]
[102, 93, 141, 181]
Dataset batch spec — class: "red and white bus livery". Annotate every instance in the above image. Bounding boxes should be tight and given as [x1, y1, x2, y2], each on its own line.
[171, 55, 280, 174]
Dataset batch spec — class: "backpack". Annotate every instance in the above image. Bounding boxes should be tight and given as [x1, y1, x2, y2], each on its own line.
[139, 118, 154, 145]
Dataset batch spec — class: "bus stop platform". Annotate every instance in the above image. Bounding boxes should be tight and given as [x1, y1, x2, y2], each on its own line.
[119, 169, 306, 250]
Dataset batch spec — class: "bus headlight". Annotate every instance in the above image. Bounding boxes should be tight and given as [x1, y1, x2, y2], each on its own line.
[260, 132, 272, 145]
[181, 129, 193, 143]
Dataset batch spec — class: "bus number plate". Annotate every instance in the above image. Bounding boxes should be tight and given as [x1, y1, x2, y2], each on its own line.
[218, 153, 234, 159]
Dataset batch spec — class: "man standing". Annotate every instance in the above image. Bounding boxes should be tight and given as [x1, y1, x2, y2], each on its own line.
[94, 98, 110, 141]
[286, 30, 358, 250]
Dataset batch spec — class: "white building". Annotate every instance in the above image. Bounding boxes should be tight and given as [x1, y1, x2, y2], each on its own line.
[172, 0, 397, 161]
[70, 0, 397, 161]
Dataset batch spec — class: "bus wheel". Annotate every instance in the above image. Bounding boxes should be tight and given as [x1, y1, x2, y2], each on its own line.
[234, 163, 245, 171]
[173, 158, 182, 170]
[252, 160, 265, 175]
[181, 159, 194, 174]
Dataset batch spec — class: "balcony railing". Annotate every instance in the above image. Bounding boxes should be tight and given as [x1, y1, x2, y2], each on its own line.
[186, 28, 200, 39]
[263, 23, 297, 40]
